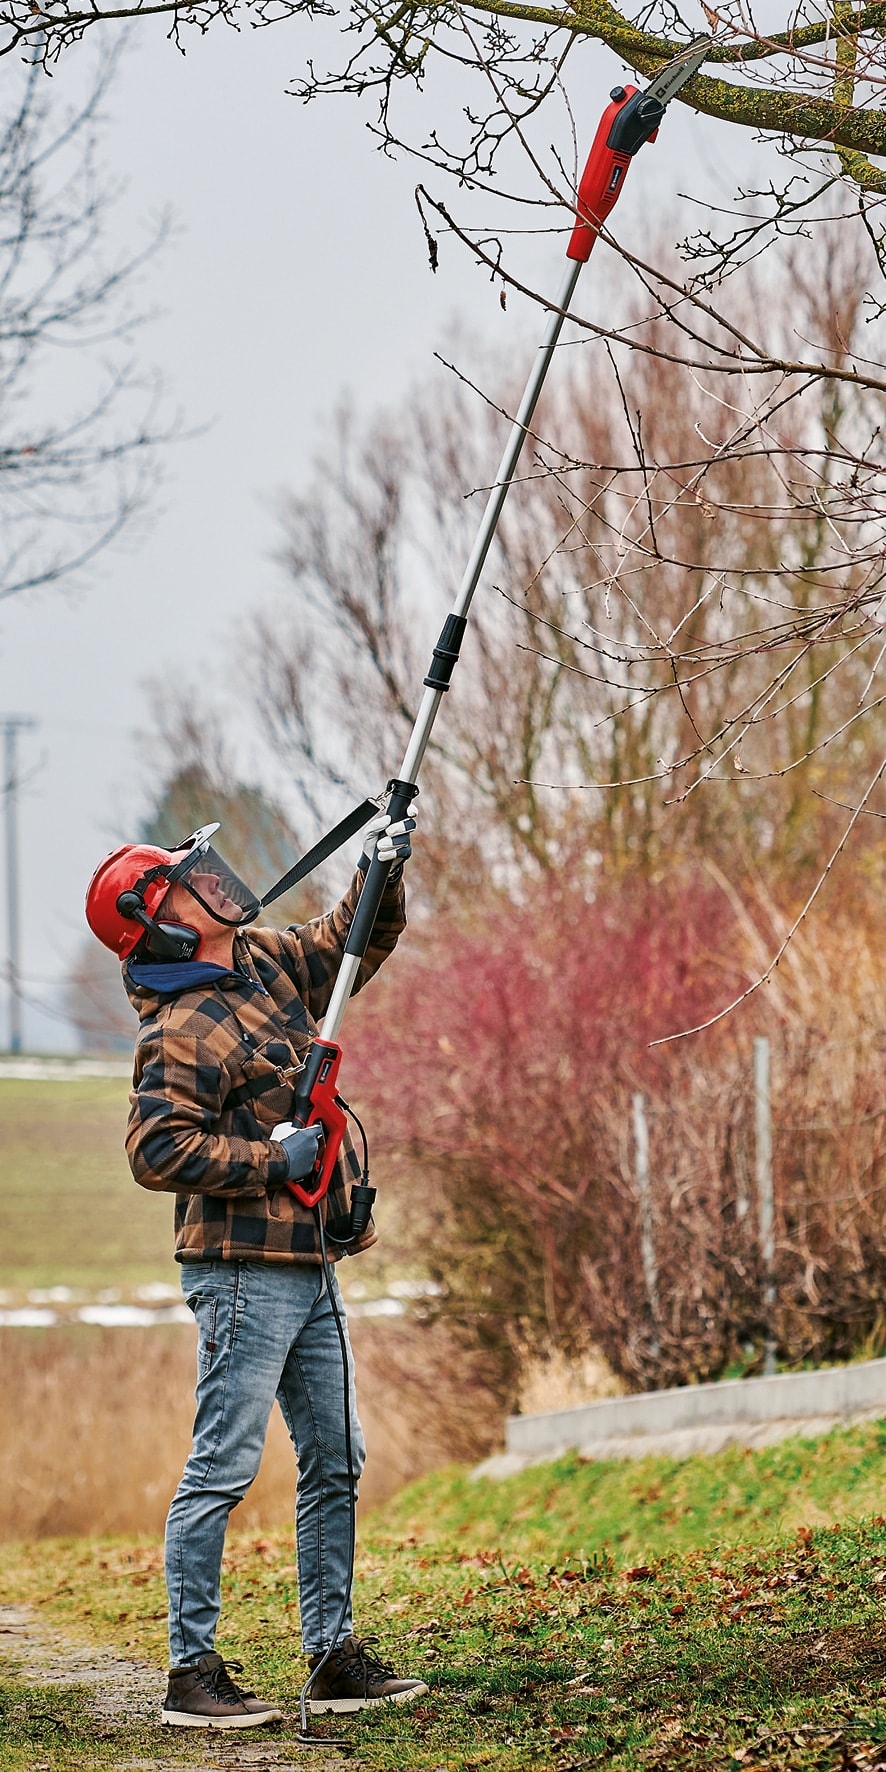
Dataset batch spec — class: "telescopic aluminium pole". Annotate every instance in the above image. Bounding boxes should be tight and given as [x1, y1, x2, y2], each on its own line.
[320, 254, 582, 1042]
[289, 37, 711, 1174]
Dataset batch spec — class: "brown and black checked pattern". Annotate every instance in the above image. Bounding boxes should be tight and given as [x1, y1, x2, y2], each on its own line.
[123, 865, 406, 1265]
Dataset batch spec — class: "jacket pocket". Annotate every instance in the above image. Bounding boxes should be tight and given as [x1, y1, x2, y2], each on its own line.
[227, 1041, 301, 1133]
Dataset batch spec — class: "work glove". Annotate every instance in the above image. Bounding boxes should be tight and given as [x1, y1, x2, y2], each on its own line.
[360, 804, 417, 871]
[271, 1119, 323, 1182]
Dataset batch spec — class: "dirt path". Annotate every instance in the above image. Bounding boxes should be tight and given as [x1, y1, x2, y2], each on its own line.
[0, 1605, 349, 1770]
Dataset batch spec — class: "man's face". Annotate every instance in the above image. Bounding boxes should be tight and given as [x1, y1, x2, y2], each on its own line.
[161, 872, 243, 929]
[185, 870, 243, 923]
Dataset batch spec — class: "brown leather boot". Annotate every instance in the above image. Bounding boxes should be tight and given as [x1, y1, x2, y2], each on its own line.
[161, 1652, 282, 1728]
[307, 1633, 428, 1713]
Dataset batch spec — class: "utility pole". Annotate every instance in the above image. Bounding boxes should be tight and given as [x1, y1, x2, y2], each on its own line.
[1, 716, 37, 1054]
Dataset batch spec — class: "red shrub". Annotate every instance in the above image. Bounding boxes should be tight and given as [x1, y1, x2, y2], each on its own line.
[345, 871, 886, 1395]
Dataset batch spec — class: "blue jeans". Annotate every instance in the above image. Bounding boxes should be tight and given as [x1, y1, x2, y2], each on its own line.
[166, 1260, 366, 1666]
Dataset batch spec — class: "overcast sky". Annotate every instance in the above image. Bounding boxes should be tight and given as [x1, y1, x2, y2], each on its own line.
[0, 17, 774, 1049]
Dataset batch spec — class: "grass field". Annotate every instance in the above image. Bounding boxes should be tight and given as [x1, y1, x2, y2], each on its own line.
[0, 1078, 175, 1300]
[4, 1424, 886, 1770]
[387, 1421, 886, 1559]
[0, 1077, 500, 1538]
[0, 1075, 420, 1305]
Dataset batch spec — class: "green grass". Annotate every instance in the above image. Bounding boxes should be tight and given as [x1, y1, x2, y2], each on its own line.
[4, 1423, 886, 1769]
[383, 1425, 886, 1561]
[0, 1677, 121, 1771]
[0, 1078, 177, 1298]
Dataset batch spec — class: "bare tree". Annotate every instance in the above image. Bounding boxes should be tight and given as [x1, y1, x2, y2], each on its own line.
[4, 0, 886, 361]
[64, 936, 137, 1052]
[7, 0, 886, 658]
[4, 0, 886, 199]
[0, 46, 170, 601]
[202, 229, 876, 913]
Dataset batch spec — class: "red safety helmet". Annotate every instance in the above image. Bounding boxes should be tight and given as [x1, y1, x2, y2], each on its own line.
[85, 838, 200, 959]
[85, 823, 261, 961]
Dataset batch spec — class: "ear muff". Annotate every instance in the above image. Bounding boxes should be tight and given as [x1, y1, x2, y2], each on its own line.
[115, 889, 202, 962]
[143, 921, 202, 962]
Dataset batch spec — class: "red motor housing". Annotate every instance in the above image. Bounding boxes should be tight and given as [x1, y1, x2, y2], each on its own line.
[286, 1038, 349, 1209]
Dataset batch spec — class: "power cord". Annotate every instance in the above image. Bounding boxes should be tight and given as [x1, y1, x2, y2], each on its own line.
[295, 1190, 361, 1743]
[325, 1098, 375, 1249]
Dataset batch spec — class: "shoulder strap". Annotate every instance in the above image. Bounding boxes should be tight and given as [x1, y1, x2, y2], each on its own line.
[260, 798, 380, 911]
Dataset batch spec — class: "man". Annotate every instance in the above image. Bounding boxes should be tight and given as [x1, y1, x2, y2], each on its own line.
[85, 815, 428, 1729]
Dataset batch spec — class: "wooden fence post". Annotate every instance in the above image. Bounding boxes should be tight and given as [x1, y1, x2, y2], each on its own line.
[632, 1091, 660, 1348]
[754, 1036, 777, 1377]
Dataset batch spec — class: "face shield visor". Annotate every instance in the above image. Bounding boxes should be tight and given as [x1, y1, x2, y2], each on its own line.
[164, 824, 262, 929]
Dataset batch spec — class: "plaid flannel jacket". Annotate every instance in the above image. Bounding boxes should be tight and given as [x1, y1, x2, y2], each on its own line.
[123, 865, 406, 1265]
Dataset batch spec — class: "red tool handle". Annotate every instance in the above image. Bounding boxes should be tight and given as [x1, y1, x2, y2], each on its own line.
[567, 86, 639, 262]
[567, 83, 668, 263]
[286, 1038, 349, 1209]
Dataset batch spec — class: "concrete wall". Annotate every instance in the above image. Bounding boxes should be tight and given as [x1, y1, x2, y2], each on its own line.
[506, 1357, 886, 1460]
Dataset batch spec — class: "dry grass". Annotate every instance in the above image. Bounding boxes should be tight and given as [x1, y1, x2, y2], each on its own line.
[515, 1342, 625, 1416]
[0, 1318, 503, 1541]
[0, 1074, 506, 1542]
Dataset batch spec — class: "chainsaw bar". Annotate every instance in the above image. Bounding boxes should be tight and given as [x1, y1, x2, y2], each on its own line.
[644, 34, 712, 108]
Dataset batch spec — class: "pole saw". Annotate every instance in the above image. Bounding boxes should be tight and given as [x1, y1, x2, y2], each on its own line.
[284, 34, 711, 1226]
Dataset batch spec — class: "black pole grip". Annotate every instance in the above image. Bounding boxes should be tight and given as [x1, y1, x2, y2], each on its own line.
[423, 614, 468, 692]
[292, 1041, 327, 1126]
[344, 777, 417, 961]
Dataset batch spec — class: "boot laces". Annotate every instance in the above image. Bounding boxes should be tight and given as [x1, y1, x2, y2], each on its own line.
[204, 1657, 248, 1705]
[337, 1634, 395, 1684]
